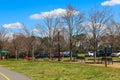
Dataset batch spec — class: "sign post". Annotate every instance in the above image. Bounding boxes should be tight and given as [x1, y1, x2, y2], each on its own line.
[58, 31, 60, 61]
[105, 47, 107, 67]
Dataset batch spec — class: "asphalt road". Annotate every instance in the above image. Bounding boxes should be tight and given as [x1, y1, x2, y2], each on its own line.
[0, 67, 32, 80]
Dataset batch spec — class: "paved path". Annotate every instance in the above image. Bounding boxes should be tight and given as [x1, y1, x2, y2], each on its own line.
[0, 67, 32, 80]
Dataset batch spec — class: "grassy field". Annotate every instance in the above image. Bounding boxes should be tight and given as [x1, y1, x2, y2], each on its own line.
[0, 60, 120, 80]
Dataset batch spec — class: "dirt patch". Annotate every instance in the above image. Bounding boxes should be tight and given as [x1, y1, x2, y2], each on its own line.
[87, 62, 120, 68]
[72, 60, 120, 68]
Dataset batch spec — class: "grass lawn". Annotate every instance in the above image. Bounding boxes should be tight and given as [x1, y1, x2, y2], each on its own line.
[112, 57, 120, 61]
[0, 60, 120, 80]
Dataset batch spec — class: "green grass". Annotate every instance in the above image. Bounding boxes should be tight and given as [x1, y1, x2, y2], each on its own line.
[0, 60, 120, 80]
[112, 57, 120, 61]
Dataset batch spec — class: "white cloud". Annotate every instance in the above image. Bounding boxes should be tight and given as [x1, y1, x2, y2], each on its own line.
[5, 33, 24, 41]
[3, 22, 25, 29]
[32, 28, 48, 37]
[30, 8, 66, 19]
[85, 22, 106, 30]
[4, 33, 14, 41]
[32, 28, 42, 33]
[82, 22, 107, 38]
[101, 0, 120, 6]
[30, 8, 79, 19]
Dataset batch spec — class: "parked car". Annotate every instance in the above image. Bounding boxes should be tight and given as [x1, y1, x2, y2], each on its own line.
[111, 50, 120, 57]
[62, 52, 69, 57]
[96, 49, 112, 57]
[62, 52, 78, 57]
[52, 53, 63, 58]
[85, 51, 94, 57]
[35, 53, 49, 58]
[71, 52, 78, 57]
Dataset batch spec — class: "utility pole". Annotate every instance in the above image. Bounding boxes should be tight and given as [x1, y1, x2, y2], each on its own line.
[105, 47, 107, 67]
[58, 31, 60, 61]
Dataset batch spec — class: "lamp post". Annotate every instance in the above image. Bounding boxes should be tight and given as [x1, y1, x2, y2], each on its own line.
[58, 31, 61, 61]
[104, 42, 109, 67]
[104, 47, 107, 67]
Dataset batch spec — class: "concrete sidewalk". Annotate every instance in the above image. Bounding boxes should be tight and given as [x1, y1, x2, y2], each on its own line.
[0, 67, 32, 80]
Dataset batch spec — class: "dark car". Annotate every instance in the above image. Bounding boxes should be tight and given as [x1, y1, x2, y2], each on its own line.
[35, 53, 49, 58]
[52, 53, 63, 58]
[62, 52, 78, 57]
[62, 52, 69, 57]
[96, 49, 112, 57]
[71, 52, 78, 57]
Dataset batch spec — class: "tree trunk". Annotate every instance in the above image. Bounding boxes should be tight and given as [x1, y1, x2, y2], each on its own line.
[15, 50, 18, 60]
[70, 33, 72, 61]
[32, 47, 35, 61]
[94, 51, 96, 63]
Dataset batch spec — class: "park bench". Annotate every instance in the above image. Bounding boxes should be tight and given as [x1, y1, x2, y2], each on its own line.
[101, 57, 113, 64]
[76, 56, 85, 63]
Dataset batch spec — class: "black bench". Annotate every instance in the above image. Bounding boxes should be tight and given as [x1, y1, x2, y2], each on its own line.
[76, 56, 85, 62]
[101, 57, 113, 64]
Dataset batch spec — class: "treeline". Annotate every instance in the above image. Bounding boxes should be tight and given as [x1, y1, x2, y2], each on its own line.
[0, 5, 120, 62]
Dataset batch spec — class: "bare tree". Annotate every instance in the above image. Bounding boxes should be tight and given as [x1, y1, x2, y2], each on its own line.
[35, 16, 60, 59]
[11, 33, 25, 60]
[62, 4, 84, 61]
[0, 27, 8, 49]
[0, 27, 8, 60]
[24, 29, 38, 61]
[108, 19, 120, 50]
[14, 24, 40, 61]
[103, 19, 116, 52]
[85, 7, 112, 63]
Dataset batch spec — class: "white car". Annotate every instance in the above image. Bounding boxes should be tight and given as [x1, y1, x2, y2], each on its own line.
[85, 51, 94, 57]
[111, 50, 120, 57]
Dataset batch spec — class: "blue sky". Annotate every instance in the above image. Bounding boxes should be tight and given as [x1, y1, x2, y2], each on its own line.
[0, 0, 120, 32]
